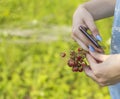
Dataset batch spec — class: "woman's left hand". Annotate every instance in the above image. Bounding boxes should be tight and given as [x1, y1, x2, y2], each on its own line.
[84, 50, 120, 86]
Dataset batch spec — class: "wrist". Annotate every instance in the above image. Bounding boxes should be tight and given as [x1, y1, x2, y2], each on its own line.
[79, 4, 96, 21]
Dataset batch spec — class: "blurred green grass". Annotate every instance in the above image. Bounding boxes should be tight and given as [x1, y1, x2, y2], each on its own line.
[0, 0, 87, 26]
[0, 0, 113, 99]
[0, 37, 111, 99]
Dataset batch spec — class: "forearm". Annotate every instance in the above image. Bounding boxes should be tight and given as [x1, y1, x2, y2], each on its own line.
[81, 0, 116, 20]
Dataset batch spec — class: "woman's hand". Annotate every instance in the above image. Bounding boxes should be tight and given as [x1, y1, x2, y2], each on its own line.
[72, 0, 115, 51]
[72, 5, 102, 52]
[84, 47, 120, 86]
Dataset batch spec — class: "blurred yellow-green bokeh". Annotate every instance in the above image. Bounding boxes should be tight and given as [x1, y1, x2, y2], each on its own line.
[0, 0, 113, 99]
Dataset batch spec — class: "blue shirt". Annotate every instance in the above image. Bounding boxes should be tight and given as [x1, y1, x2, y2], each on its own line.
[106, 1, 120, 99]
[111, 0, 120, 54]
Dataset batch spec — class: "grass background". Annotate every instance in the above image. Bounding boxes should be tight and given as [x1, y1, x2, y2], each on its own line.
[0, 0, 113, 99]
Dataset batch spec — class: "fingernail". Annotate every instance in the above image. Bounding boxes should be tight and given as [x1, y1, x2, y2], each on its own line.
[88, 45, 95, 52]
[96, 35, 102, 41]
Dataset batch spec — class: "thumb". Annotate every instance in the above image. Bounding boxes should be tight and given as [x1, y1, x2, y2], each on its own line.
[84, 15, 102, 41]
[89, 50, 109, 62]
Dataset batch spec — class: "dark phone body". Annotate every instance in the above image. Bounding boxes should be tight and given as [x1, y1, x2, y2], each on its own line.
[79, 26, 101, 48]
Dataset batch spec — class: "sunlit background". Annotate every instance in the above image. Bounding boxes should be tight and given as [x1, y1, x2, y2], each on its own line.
[0, 0, 113, 99]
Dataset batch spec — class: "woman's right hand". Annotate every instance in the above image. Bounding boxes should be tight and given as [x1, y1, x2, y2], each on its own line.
[72, 5, 102, 52]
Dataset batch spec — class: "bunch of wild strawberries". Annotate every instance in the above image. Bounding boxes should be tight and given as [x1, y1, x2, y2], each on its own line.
[61, 48, 88, 72]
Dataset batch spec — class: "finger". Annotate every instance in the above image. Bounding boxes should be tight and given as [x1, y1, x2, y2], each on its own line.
[84, 18, 99, 36]
[101, 77, 120, 86]
[99, 81, 117, 87]
[72, 23, 89, 51]
[73, 26, 102, 52]
[83, 65, 111, 87]
[83, 66, 113, 87]
[83, 66, 98, 81]
[84, 16, 102, 41]
[89, 50, 109, 61]
[86, 54, 97, 69]
[72, 35, 88, 51]
[72, 24, 89, 45]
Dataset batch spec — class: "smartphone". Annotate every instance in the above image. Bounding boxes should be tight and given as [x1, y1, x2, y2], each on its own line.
[79, 26, 101, 48]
